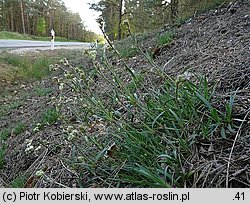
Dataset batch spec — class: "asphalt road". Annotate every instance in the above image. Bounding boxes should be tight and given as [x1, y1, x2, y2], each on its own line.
[0, 39, 91, 49]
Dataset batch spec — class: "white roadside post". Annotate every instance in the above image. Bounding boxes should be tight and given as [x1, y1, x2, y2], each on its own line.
[50, 29, 55, 50]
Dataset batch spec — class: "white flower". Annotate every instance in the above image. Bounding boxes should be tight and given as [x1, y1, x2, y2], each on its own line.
[59, 58, 69, 65]
[84, 135, 89, 142]
[177, 71, 195, 81]
[25, 139, 32, 144]
[72, 77, 78, 82]
[72, 129, 78, 134]
[65, 98, 73, 103]
[49, 64, 60, 71]
[59, 83, 64, 91]
[53, 64, 60, 70]
[80, 73, 85, 79]
[35, 170, 45, 177]
[75, 67, 80, 73]
[68, 133, 75, 141]
[64, 72, 71, 79]
[33, 126, 39, 132]
[33, 123, 42, 132]
[52, 77, 59, 83]
[66, 126, 74, 132]
[49, 64, 54, 71]
[35, 146, 41, 152]
[25, 145, 34, 153]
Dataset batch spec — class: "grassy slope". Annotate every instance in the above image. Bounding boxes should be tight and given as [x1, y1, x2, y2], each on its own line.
[0, 31, 72, 42]
[0, 49, 85, 187]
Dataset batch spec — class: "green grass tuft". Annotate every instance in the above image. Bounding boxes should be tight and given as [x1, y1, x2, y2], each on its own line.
[34, 86, 53, 96]
[119, 46, 138, 58]
[13, 123, 26, 135]
[20, 57, 51, 79]
[10, 176, 27, 188]
[158, 32, 173, 45]
[0, 128, 11, 141]
[0, 147, 6, 169]
[40, 107, 59, 126]
[0, 54, 52, 80]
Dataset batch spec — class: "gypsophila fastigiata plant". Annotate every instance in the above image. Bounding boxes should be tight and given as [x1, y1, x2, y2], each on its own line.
[49, 27, 237, 187]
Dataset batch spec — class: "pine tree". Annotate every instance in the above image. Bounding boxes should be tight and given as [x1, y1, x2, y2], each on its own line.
[36, 17, 46, 36]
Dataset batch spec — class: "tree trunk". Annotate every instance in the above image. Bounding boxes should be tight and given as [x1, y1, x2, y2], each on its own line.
[32, 16, 36, 35]
[0, 0, 4, 29]
[20, 0, 26, 34]
[26, 14, 30, 34]
[117, 0, 123, 40]
[10, 3, 14, 31]
[49, 0, 55, 30]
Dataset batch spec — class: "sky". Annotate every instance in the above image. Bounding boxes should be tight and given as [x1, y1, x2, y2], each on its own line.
[63, 0, 101, 34]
